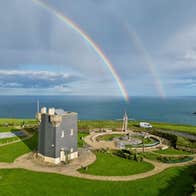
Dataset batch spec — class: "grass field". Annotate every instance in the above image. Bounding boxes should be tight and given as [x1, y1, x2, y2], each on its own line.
[79, 152, 154, 176]
[0, 119, 195, 195]
[96, 134, 122, 141]
[0, 133, 37, 162]
[78, 132, 89, 147]
[0, 118, 37, 126]
[142, 152, 166, 161]
[0, 127, 20, 133]
[0, 119, 195, 135]
[79, 120, 196, 136]
[0, 165, 195, 196]
[0, 136, 26, 145]
[151, 122, 196, 135]
[155, 148, 193, 155]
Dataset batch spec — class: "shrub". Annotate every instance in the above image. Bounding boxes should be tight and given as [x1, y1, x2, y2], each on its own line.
[150, 130, 177, 147]
[157, 156, 193, 163]
[113, 150, 143, 162]
[177, 136, 196, 149]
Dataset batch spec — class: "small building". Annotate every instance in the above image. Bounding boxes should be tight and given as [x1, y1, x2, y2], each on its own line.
[139, 122, 152, 128]
[37, 107, 78, 164]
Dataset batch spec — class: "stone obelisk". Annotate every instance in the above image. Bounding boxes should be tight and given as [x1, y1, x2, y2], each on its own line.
[122, 112, 128, 132]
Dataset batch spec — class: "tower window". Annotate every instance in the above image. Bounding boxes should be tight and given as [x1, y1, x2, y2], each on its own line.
[70, 129, 74, 136]
[61, 131, 64, 138]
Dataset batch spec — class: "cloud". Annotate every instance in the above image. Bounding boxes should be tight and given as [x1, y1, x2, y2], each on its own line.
[0, 70, 81, 89]
[1, 0, 196, 96]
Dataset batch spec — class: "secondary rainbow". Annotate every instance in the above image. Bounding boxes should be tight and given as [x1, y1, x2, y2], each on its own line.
[31, 0, 129, 101]
[125, 24, 166, 98]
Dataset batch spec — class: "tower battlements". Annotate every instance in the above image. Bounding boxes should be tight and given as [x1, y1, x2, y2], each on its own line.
[50, 115, 62, 127]
[37, 107, 76, 127]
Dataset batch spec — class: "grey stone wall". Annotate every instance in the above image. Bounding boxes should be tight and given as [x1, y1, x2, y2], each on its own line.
[54, 113, 78, 158]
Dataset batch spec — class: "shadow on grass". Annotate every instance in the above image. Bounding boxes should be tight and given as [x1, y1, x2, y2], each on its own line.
[10, 126, 38, 152]
[158, 165, 196, 196]
[21, 132, 38, 152]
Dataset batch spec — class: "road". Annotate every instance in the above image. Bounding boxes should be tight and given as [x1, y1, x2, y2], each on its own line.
[157, 129, 196, 141]
[0, 131, 26, 139]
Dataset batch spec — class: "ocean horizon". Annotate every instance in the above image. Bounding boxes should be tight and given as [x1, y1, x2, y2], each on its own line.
[0, 95, 195, 126]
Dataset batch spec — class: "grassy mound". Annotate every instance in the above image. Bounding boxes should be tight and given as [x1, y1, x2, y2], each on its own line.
[0, 127, 20, 133]
[79, 152, 154, 176]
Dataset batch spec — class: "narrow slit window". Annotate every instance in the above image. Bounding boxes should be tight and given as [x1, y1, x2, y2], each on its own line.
[70, 129, 74, 136]
[61, 130, 64, 138]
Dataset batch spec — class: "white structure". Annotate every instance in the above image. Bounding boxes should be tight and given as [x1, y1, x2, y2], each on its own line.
[122, 112, 128, 132]
[139, 122, 152, 128]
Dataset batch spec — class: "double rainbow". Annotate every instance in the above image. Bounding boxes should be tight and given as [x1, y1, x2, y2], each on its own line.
[31, 0, 129, 102]
[125, 24, 166, 98]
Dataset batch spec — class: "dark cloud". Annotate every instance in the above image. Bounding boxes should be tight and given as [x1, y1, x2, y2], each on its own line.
[0, 70, 80, 89]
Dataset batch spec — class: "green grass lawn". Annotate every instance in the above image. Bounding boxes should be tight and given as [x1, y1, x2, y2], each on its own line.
[79, 152, 154, 176]
[0, 136, 26, 145]
[0, 133, 37, 162]
[96, 134, 123, 141]
[151, 122, 196, 135]
[0, 165, 195, 196]
[0, 118, 37, 126]
[142, 152, 160, 161]
[78, 132, 88, 147]
[1, 119, 195, 135]
[78, 120, 196, 135]
[155, 148, 193, 155]
[0, 127, 20, 133]
[79, 120, 123, 130]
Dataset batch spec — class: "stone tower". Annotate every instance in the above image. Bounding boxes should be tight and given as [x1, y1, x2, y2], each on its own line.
[37, 107, 78, 164]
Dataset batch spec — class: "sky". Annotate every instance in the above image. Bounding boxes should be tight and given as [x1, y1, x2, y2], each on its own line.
[0, 0, 196, 98]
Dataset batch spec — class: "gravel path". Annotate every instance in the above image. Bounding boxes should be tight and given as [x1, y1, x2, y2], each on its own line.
[0, 131, 26, 139]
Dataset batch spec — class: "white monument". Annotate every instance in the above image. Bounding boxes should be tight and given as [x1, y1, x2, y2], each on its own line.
[122, 112, 128, 132]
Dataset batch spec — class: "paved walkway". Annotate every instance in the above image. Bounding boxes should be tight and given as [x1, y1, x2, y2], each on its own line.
[0, 149, 195, 181]
[0, 131, 26, 139]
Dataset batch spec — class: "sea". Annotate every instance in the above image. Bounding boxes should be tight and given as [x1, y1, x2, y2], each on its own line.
[0, 96, 195, 126]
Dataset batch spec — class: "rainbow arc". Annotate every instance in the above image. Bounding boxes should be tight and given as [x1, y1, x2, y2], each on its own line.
[32, 0, 129, 101]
